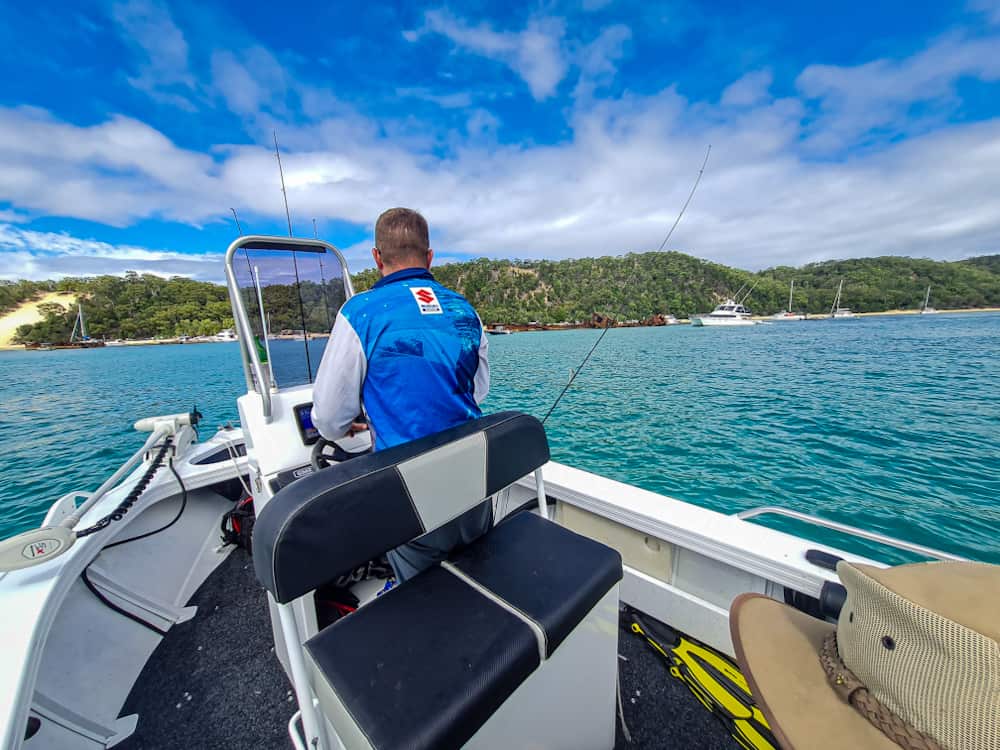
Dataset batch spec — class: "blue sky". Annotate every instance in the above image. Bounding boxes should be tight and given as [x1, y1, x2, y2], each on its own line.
[1, 0, 999, 280]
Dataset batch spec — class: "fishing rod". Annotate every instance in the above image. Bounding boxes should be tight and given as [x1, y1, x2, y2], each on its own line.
[273, 130, 314, 379]
[540, 145, 712, 426]
[230, 208, 245, 236]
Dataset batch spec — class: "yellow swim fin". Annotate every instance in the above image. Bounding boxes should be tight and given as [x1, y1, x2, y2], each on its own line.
[626, 607, 778, 750]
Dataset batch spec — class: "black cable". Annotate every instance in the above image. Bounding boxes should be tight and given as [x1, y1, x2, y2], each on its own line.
[104, 458, 188, 549]
[75, 438, 173, 538]
[81, 568, 168, 636]
[541, 322, 613, 425]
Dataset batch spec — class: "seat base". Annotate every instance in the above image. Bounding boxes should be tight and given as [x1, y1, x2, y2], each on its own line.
[463, 583, 620, 750]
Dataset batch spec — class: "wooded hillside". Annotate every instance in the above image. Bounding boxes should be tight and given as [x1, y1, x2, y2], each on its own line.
[8, 252, 999, 343]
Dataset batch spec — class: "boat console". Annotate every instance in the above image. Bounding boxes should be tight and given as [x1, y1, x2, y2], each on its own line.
[225, 236, 624, 749]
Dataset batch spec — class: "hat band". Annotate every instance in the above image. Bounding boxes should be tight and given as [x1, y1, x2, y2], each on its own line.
[819, 633, 943, 750]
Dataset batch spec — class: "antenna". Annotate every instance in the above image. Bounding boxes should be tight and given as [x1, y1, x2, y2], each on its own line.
[738, 279, 760, 305]
[272, 131, 314, 377]
[273, 131, 294, 237]
[313, 218, 319, 239]
[230, 208, 244, 236]
[657, 144, 712, 252]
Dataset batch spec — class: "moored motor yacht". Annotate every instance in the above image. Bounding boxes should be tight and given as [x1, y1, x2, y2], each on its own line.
[0, 236, 970, 750]
[690, 299, 758, 326]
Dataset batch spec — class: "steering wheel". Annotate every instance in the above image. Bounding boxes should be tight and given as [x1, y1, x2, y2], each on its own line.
[311, 437, 344, 471]
[311, 437, 373, 470]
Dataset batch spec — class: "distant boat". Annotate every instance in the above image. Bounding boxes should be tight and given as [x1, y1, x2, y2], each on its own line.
[830, 279, 854, 319]
[920, 285, 939, 315]
[69, 304, 89, 344]
[486, 325, 513, 335]
[104, 339, 127, 347]
[663, 314, 679, 325]
[690, 299, 758, 326]
[772, 280, 805, 321]
[66, 304, 105, 347]
[212, 329, 238, 342]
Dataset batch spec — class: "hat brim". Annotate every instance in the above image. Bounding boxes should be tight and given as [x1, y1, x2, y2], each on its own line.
[730, 593, 900, 750]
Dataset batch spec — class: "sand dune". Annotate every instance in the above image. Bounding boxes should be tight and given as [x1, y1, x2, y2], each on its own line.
[0, 292, 78, 349]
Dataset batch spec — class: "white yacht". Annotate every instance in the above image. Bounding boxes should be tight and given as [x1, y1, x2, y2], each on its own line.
[690, 299, 758, 326]
[212, 328, 238, 341]
[0, 237, 968, 750]
[920, 285, 939, 315]
[829, 279, 854, 319]
[771, 280, 805, 321]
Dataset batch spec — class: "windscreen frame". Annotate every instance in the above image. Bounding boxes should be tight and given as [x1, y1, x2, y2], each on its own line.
[224, 235, 355, 421]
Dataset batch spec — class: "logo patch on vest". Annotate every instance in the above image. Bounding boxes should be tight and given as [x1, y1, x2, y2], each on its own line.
[410, 287, 443, 314]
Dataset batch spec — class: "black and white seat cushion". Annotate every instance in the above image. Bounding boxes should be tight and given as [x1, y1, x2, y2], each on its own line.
[253, 411, 623, 750]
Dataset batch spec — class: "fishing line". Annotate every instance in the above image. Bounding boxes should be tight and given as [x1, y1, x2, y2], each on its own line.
[540, 320, 611, 425]
[657, 144, 711, 252]
[539, 144, 712, 426]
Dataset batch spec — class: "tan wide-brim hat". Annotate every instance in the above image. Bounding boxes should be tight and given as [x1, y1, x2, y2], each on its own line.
[730, 593, 902, 750]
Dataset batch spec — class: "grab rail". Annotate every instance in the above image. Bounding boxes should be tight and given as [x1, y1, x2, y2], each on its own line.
[223, 236, 354, 423]
[735, 506, 966, 561]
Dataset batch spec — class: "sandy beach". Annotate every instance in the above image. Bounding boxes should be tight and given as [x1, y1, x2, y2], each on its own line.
[0, 292, 78, 350]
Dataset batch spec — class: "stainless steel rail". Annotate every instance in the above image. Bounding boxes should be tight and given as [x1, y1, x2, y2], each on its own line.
[223, 235, 353, 422]
[735, 506, 967, 561]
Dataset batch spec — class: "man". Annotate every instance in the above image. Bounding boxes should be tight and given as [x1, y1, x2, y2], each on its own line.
[312, 207, 490, 583]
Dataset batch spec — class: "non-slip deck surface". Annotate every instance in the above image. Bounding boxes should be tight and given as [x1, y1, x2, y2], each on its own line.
[118, 547, 294, 749]
[118, 545, 737, 750]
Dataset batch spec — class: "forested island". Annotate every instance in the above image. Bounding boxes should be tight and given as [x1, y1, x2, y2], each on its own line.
[4, 252, 999, 344]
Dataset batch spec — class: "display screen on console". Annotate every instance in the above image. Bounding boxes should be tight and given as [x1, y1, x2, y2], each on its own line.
[293, 403, 320, 445]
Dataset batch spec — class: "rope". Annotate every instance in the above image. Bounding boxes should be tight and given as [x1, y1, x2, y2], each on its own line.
[820, 633, 942, 750]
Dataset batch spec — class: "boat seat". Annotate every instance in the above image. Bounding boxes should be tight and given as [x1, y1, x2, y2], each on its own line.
[253, 411, 623, 750]
[303, 566, 541, 750]
[448, 511, 623, 657]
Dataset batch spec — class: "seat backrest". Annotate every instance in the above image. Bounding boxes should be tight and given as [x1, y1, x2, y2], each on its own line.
[253, 411, 549, 603]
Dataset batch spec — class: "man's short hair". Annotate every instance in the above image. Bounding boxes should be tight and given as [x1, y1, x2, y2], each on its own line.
[375, 208, 430, 266]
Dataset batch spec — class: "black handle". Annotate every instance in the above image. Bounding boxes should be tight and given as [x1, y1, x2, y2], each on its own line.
[805, 549, 843, 571]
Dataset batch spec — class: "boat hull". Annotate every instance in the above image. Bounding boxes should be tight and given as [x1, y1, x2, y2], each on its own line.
[691, 316, 758, 327]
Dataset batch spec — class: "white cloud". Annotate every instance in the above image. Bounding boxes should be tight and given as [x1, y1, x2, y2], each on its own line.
[110, 0, 195, 104]
[0, 224, 223, 280]
[572, 24, 631, 99]
[412, 11, 568, 100]
[721, 70, 773, 107]
[0, 107, 221, 226]
[395, 87, 474, 109]
[2, 29, 1000, 280]
[797, 33, 1000, 150]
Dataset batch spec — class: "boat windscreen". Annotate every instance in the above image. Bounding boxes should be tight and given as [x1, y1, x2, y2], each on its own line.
[231, 245, 348, 388]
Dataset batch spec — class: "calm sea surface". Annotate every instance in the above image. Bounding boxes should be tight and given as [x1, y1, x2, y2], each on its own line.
[1, 313, 998, 564]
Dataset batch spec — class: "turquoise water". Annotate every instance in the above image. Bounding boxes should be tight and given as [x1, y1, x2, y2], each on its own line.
[2, 314, 998, 564]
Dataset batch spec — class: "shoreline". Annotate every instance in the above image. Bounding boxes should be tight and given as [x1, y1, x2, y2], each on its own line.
[2, 307, 998, 350]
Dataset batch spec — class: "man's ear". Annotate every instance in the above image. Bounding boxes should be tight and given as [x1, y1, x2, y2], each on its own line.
[426, 248, 434, 269]
[372, 247, 383, 272]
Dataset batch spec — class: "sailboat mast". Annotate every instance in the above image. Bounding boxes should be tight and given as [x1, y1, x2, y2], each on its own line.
[923, 285, 931, 310]
[79, 304, 87, 340]
[788, 280, 794, 312]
